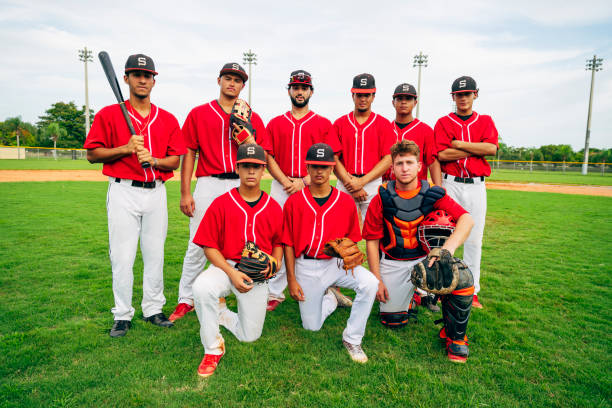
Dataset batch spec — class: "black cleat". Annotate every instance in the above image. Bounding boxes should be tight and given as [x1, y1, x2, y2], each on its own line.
[143, 313, 174, 328]
[110, 320, 132, 338]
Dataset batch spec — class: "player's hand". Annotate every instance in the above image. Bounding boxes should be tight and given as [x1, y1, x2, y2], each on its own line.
[352, 188, 368, 202]
[303, 175, 311, 186]
[125, 135, 144, 154]
[344, 176, 364, 193]
[293, 178, 306, 192]
[288, 280, 305, 302]
[376, 280, 389, 303]
[230, 270, 253, 293]
[427, 255, 439, 267]
[180, 193, 196, 217]
[136, 146, 153, 164]
[283, 179, 298, 195]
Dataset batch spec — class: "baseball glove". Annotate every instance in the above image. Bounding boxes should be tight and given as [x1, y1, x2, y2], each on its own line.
[229, 99, 256, 144]
[236, 241, 278, 283]
[323, 238, 365, 275]
[410, 248, 460, 295]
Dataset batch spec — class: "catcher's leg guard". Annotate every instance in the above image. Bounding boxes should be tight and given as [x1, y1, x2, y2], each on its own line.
[407, 297, 418, 323]
[440, 285, 474, 362]
[379, 311, 409, 328]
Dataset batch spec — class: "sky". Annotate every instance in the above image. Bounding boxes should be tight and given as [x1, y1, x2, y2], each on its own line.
[1, 0, 611, 150]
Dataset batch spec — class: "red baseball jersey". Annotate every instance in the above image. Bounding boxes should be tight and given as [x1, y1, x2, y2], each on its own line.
[282, 187, 361, 258]
[262, 111, 334, 178]
[383, 119, 436, 181]
[182, 100, 267, 177]
[328, 112, 395, 175]
[193, 188, 283, 262]
[434, 112, 499, 178]
[363, 182, 467, 253]
[84, 101, 186, 182]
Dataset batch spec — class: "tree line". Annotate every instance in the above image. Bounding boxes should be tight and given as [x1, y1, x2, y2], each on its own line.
[0, 101, 610, 163]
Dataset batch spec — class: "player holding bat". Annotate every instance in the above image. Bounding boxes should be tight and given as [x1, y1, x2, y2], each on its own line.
[84, 53, 186, 338]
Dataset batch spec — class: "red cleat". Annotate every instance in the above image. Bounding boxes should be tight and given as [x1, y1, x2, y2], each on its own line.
[446, 337, 469, 363]
[197, 352, 224, 378]
[472, 295, 483, 309]
[266, 299, 281, 312]
[169, 303, 194, 322]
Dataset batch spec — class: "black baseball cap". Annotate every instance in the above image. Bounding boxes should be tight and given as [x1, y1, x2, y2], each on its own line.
[305, 143, 335, 166]
[220, 62, 248, 82]
[351, 73, 376, 93]
[393, 83, 417, 98]
[288, 70, 313, 88]
[125, 54, 157, 76]
[236, 143, 266, 165]
[451, 76, 478, 94]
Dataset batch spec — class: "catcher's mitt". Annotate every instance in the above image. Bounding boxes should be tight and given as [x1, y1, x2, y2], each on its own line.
[323, 238, 365, 275]
[410, 248, 460, 295]
[229, 99, 255, 144]
[236, 241, 278, 283]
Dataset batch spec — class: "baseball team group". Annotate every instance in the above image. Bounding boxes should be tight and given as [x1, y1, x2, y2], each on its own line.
[84, 53, 499, 377]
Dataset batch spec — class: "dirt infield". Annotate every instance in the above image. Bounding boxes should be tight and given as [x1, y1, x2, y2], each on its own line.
[1, 169, 611, 197]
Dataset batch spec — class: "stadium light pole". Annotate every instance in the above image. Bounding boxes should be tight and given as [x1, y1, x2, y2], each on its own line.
[243, 49, 257, 105]
[582, 55, 603, 175]
[413, 51, 428, 118]
[78, 47, 93, 136]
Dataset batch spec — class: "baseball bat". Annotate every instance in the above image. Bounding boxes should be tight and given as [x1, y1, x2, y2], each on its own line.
[98, 51, 150, 169]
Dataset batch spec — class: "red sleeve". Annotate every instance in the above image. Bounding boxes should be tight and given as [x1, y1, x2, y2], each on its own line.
[84, 109, 110, 149]
[252, 113, 268, 146]
[434, 193, 467, 221]
[326, 119, 343, 154]
[193, 199, 223, 249]
[182, 109, 199, 151]
[362, 194, 384, 240]
[379, 119, 395, 158]
[482, 117, 499, 147]
[318, 117, 332, 143]
[261, 120, 274, 153]
[424, 125, 436, 165]
[165, 115, 187, 156]
[434, 118, 452, 154]
[347, 199, 362, 243]
[281, 199, 294, 247]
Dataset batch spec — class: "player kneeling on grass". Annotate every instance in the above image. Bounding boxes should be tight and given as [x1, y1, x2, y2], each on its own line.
[362, 140, 475, 361]
[190, 144, 283, 378]
[283, 143, 379, 363]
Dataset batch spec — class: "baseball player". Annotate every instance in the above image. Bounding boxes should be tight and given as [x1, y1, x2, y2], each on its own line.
[169, 63, 268, 322]
[363, 139, 472, 332]
[262, 70, 351, 311]
[84, 54, 186, 337]
[191, 143, 282, 377]
[328, 73, 396, 225]
[434, 76, 498, 309]
[283, 143, 379, 363]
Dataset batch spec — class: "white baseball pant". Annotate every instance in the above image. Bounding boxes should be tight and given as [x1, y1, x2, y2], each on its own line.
[378, 255, 425, 313]
[336, 177, 382, 223]
[177, 176, 240, 305]
[442, 175, 487, 294]
[192, 262, 269, 355]
[107, 178, 168, 321]
[267, 179, 291, 301]
[295, 256, 378, 345]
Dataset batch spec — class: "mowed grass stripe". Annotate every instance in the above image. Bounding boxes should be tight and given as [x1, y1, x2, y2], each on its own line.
[0, 182, 610, 407]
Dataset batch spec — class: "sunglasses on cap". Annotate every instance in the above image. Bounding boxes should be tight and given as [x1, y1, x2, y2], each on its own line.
[289, 74, 312, 85]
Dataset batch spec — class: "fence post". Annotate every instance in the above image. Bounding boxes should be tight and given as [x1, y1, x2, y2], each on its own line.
[530, 159, 533, 172]
[603, 161, 606, 176]
[563, 160, 565, 173]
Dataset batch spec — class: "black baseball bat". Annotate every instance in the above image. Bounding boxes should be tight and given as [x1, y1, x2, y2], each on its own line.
[98, 51, 150, 169]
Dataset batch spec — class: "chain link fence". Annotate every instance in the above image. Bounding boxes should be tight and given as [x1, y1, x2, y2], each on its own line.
[490, 159, 609, 175]
[0, 146, 87, 160]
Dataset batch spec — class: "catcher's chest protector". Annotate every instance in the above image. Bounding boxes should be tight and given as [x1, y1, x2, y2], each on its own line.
[379, 180, 446, 260]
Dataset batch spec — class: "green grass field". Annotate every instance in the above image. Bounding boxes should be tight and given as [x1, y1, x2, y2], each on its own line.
[0, 159, 102, 170]
[488, 169, 612, 186]
[1, 181, 611, 407]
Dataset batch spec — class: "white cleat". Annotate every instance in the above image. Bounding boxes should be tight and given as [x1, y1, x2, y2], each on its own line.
[343, 340, 368, 363]
[327, 287, 353, 308]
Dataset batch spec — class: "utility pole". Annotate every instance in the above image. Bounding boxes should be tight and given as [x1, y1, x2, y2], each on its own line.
[413, 51, 428, 118]
[78, 47, 93, 135]
[242, 49, 257, 105]
[582, 54, 603, 175]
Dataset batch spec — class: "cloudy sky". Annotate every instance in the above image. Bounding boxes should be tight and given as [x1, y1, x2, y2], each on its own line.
[1, 0, 611, 149]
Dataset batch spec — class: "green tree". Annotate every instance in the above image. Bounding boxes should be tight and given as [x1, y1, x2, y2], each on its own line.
[44, 123, 67, 159]
[0, 116, 38, 146]
[37, 102, 94, 148]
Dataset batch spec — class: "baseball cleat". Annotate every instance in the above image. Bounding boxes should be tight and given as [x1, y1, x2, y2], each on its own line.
[446, 337, 469, 363]
[143, 313, 174, 328]
[109, 320, 131, 338]
[197, 353, 224, 378]
[266, 299, 281, 311]
[472, 295, 483, 309]
[169, 303, 194, 322]
[343, 340, 368, 363]
[328, 287, 353, 308]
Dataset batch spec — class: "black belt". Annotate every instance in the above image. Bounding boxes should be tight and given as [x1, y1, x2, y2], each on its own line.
[351, 174, 365, 178]
[211, 172, 239, 180]
[303, 254, 318, 260]
[115, 178, 161, 189]
[444, 174, 484, 184]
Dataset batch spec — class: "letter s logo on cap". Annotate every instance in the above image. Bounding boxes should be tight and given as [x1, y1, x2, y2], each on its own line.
[138, 57, 147, 66]
[232, 63, 240, 70]
[247, 146, 256, 155]
[316, 149, 325, 158]
[459, 80, 467, 88]
[360, 78, 368, 86]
